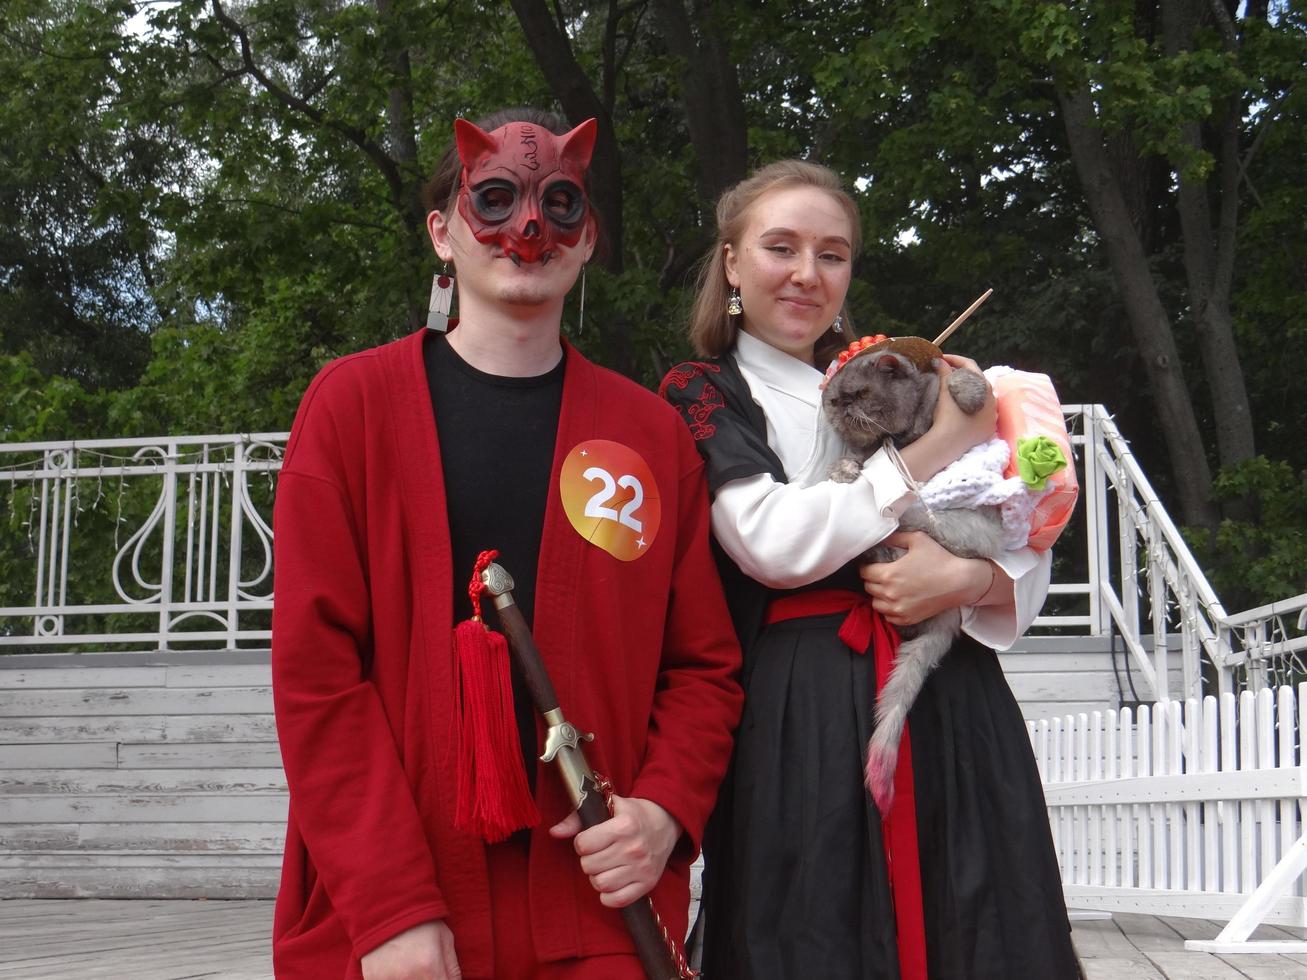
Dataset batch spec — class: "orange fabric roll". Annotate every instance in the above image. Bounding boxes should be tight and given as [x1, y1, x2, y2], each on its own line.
[991, 370, 1078, 552]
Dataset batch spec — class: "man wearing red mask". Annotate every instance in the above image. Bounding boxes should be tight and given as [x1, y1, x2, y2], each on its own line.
[268, 108, 743, 980]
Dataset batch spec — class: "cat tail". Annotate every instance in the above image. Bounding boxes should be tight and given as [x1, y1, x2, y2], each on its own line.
[864, 614, 959, 811]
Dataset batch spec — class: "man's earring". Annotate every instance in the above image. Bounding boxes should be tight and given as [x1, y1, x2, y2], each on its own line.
[427, 264, 453, 332]
[727, 288, 742, 316]
[831, 313, 844, 334]
[577, 264, 587, 337]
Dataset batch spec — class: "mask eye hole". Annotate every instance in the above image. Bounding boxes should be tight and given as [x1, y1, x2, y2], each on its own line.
[542, 181, 585, 227]
[470, 180, 516, 223]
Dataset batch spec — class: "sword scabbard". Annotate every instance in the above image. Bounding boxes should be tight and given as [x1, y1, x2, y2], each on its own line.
[481, 562, 684, 980]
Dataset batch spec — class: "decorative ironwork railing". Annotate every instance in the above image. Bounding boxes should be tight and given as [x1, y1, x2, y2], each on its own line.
[1063, 405, 1307, 699]
[2, 410, 1304, 694]
[0, 434, 285, 649]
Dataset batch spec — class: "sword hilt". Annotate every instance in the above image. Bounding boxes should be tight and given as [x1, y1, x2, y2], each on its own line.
[479, 560, 685, 980]
[481, 562, 562, 716]
[480, 563, 600, 807]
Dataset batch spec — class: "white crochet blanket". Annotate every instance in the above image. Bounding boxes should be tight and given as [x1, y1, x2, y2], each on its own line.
[914, 437, 1045, 551]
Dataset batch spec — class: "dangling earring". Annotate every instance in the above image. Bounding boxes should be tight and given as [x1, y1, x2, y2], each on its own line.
[427, 264, 453, 332]
[727, 288, 742, 316]
[577, 264, 587, 337]
[831, 313, 844, 334]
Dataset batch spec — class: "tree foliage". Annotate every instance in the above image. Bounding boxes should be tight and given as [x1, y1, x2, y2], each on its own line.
[1, 0, 1305, 608]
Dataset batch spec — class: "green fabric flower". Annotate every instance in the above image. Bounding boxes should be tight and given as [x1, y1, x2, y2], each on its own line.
[1016, 436, 1067, 491]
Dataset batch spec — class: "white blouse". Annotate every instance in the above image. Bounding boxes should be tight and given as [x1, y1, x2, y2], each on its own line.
[711, 329, 1050, 651]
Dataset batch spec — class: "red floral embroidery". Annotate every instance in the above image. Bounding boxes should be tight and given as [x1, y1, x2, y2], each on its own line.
[657, 361, 720, 399]
[686, 382, 725, 440]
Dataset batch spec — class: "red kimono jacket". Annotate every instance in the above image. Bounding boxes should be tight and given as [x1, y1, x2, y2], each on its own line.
[270, 328, 743, 979]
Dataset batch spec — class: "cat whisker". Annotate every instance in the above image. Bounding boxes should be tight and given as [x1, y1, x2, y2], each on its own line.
[850, 412, 890, 436]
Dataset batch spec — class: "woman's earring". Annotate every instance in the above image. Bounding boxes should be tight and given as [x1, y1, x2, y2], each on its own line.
[427, 265, 454, 332]
[727, 288, 742, 316]
[831, 314, 844, 334]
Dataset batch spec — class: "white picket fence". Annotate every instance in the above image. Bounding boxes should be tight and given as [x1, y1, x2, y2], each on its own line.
[1032, 685, 1307, 952]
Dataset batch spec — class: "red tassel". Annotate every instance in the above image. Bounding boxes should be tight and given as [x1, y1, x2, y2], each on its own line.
[452, 550, 540, 842]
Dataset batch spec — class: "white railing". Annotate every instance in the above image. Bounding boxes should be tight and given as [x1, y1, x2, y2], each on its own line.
[1033, 686, 1307, 952]
[0, 434, 286, 648]
[1062, 404, 1307, 699]
[1, 408, 1304, 684]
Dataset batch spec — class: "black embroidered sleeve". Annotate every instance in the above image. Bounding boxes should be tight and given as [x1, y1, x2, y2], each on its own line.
[660, 359, 786, 497]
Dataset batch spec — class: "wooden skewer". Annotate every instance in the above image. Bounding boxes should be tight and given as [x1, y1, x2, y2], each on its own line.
[932, 288, 993, 347]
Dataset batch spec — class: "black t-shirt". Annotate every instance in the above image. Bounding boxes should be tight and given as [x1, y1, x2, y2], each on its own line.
[424, 331, 565, 787]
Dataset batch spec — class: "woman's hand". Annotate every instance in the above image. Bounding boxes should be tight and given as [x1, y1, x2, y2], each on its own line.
[549, 795, 682, 908]
[897, 354, 996, 483]
[361, 920, 460, 980]
[860, 531, 995, 625]
[935, 354, 996, 447]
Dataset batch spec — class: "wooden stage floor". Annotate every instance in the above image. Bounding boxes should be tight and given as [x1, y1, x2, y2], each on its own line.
[2, 899, 1307, 978]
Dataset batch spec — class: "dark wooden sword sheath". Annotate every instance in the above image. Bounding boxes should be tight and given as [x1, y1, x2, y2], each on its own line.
[479, 562, 682, 980]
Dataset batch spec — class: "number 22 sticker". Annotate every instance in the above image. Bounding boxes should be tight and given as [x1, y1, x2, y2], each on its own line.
[560, 440, 661, 561]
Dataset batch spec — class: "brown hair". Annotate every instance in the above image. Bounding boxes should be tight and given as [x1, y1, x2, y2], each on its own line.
[688, 160, 861, 364]
[423, 107, 608, 264]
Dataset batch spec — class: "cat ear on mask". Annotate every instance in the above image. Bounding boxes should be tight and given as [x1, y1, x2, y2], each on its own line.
[454, 119, 499, 170]
[559, 118, 598, 171]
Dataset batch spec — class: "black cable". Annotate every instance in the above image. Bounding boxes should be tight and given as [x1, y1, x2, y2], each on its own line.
[1110, 624, 1125, 706]
[1110, 623, 1141, 708]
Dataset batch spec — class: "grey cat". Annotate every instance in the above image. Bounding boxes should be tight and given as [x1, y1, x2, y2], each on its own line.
[824, 344, 1006, 811]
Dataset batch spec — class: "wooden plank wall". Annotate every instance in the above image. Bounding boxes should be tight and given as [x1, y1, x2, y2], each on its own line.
[1002, 636, 1186, 721]
[0, 639, 1175, 899]
[0, 651, 284, 899]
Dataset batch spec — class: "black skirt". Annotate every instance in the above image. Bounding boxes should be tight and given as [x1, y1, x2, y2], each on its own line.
[698, 613, 1079, 980]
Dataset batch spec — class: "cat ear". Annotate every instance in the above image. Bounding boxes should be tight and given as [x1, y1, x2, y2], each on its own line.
[877, 352, 904, 374]
[559, 118, 598, 172]
[454, 118, 498, 170]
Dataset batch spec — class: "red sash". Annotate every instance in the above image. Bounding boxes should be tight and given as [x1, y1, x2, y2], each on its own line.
[764, 589, 928, 980]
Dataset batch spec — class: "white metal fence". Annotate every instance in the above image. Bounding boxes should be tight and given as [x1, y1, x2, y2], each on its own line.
[1, 409, 1304, 695]
[1033, 686, 1307, 951]
[0, 435, 284, 648]
[1066, 404, 1307, 699]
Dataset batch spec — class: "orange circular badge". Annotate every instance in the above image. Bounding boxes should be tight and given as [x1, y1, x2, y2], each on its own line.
[559, 440, 661, 561]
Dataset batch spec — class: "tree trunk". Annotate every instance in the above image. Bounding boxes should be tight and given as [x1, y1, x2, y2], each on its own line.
[508, 0, 624, 275]
[1057, 82, 1219, 528]
[1161, 0, 1257, 471]
[374, 0, 428, 328]
[650, 0, 749, 205]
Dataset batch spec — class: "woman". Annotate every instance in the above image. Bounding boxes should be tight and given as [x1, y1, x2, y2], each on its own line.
[661, 160, 1077, 979]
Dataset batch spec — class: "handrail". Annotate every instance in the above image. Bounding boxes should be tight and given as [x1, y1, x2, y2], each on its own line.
[0, 434, 286, 649]
[2, 417, 1304, 693]
[1066, 405, 1305, 697]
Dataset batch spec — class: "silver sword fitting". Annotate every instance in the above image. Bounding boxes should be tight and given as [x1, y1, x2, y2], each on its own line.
[480, 562, 517, 610]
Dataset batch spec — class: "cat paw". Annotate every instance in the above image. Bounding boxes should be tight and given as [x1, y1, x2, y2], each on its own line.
[829, 456, 863, 483]
[947, 368, 990, 415]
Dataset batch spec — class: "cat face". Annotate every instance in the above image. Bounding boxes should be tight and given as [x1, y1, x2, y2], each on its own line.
[822, 350, 941, 450]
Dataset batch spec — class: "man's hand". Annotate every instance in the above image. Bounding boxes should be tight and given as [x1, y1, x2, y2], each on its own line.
[361, 920, 460, 980]
[861, 531, 994, 625]
[549, 795, 682, 908]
